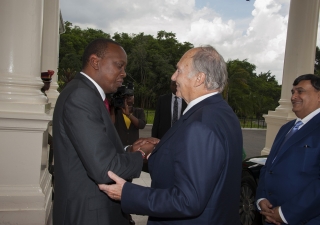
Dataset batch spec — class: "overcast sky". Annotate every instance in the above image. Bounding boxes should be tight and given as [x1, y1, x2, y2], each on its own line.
[60, 0, 320, 84]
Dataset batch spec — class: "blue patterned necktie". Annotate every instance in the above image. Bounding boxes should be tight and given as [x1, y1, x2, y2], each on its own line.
[172, 96, 178, 125]
[273, 120, 303, 163]
[283, 120, 303, 143]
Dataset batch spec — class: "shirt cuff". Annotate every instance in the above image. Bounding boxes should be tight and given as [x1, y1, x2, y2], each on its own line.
[278, 206, 288, 224]
[256, 198, 265, 210]
[124, 145, 132, 152]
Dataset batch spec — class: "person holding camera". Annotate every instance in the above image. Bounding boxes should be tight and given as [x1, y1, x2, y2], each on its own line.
[112, 88, 147, 225]
[113, 88, 146, 147]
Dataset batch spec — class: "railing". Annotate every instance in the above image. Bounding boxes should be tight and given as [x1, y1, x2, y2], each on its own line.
[238, 117, 266, 129]
[145, 110, 266, 129]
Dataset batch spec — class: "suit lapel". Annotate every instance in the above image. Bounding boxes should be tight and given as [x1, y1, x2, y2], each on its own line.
[272, 113, 320, 164]
[75, 73, 102, 100]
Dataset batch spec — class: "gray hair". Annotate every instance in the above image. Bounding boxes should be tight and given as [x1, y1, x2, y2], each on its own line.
[190, 46, 228, 92]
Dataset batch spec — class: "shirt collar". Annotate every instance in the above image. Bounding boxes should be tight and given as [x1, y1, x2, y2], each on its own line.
[297, 108, 320, 124]
[183, 92, 218, 115]
[80, 72, 106, 101]
[172, 93, 181, 100]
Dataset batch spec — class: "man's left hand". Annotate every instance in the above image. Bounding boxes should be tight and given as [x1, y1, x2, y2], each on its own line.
[98, 171, 126, 201]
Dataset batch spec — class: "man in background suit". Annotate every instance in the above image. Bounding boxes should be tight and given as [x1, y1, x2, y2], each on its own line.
[256, 74, 320, 224]
[152, 81, 187, 139]
[53, 39, 152, 225]
[99, 46, 243, 224]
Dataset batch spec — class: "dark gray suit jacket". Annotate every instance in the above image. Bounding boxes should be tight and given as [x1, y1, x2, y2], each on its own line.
[53, 73, 143, 225]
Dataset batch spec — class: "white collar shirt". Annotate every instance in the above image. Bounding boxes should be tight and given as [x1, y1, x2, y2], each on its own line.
[80, 72, 106, 101]
[183, 92, 219, 115]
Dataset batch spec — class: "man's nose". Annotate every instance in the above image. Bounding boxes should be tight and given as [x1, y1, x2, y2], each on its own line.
[291, 91, 298, 99]
[171, 71, 177, 80]
[122, 69, 127, 78]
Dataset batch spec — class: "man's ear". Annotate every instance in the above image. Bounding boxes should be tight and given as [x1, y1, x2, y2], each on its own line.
[89, 54, 99, 70]
[194, 72, 205, 87]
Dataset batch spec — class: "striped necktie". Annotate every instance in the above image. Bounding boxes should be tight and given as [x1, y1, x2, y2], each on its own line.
[172, 96, 178, 124]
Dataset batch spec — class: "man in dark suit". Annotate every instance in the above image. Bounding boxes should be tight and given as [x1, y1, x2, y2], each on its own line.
[152, 81, 187, 139]
[52, 39, 151, 225]
[99, 46, 243, 224]
[256, 74, 320, 225]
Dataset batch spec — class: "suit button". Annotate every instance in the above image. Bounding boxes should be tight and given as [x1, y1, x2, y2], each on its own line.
[268, 192, 272, 196]
[269, 171, 273, 174]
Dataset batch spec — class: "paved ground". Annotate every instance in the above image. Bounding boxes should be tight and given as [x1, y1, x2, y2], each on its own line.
[130, 125, 267, 225]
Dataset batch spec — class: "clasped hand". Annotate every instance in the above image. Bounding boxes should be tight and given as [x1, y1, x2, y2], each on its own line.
[259, 199, 283, 225]
[129, 137, 159, 159]
[98, 137, 159, 201]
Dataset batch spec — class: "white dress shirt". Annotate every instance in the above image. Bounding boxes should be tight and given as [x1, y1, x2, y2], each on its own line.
[183, 92, 218, 115]
[80, 72, 106, 101]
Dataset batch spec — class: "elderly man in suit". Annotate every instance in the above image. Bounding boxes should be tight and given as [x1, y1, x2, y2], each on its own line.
[52, 39, 153, 225]
[256, 74, 320, 225]
[152, 81, 187, 139]
[99, 46, 243, 224]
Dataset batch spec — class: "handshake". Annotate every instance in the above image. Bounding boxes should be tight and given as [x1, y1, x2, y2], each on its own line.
[127, 137, 160, 159]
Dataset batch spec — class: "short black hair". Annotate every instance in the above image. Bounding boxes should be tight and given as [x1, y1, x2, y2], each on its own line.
[293, 74, 320, 91]
[82, 38, 121, 69]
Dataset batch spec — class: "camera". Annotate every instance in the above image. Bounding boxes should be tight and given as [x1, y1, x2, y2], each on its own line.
[111, 83, 134, 108]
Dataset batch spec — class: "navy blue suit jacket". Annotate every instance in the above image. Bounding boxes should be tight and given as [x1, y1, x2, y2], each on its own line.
[121, 94, 243, 224]
[256, 113, 320, 225]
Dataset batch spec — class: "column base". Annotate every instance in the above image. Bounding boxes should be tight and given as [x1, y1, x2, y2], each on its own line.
[0, 111, 53, 225]
[0, 170, 52, 225]
[262, 108, 297, 155]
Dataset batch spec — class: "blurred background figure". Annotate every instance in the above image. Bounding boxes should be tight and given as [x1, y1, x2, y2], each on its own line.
[111, 83, 147, 225]
[112, 83, 146, 146]
[152, 80, 187, 139]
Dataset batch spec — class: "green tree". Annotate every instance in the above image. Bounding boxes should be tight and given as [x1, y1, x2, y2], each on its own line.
[59, 22, 284, 117]
[224, 59, 253, 115]
[58, 21, 110, 90]
[58, 23, 193, 109]
[248, 72, 281, 118]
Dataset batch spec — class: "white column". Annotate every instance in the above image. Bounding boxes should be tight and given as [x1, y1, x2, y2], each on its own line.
[0, 0, 50, 113]
[0, 1, 53, 224]
[262, 0, 320, 155]
[41, 0, 60, 108]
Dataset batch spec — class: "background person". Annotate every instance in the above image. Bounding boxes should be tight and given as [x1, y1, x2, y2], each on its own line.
[99, 45, 243, 224]
[112, 86, 147, 225]
[151, 80, 187, 139]
[113, 86, 146, 146]
[256, 74, 320, 225]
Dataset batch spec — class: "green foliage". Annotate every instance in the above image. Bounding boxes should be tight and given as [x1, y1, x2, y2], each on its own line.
[223, 59, 281, 118]
[58, 21, 283, 118]
[58, 21, 110, 91]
